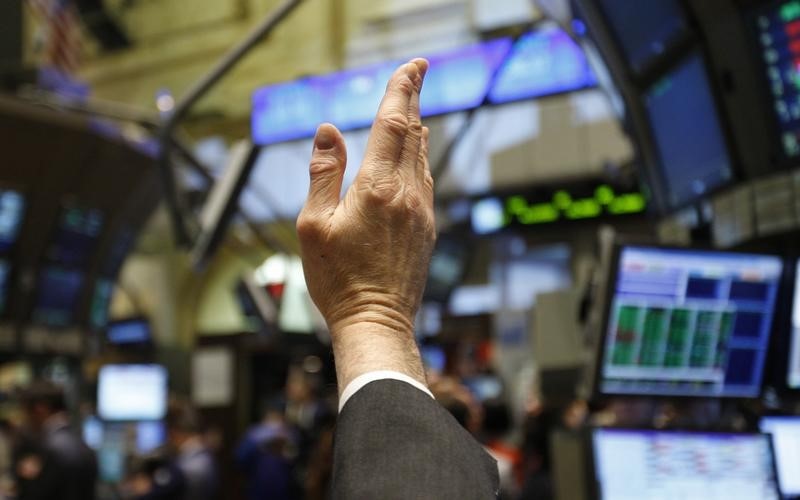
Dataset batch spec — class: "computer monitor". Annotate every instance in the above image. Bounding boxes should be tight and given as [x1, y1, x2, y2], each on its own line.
[761, 416, 800, 499]
[594, 0, 690, 75]
[591, 428, 781, 499]
[488, 26, 596, 104]
[644, 52, 734, 210]
[597, 245, 783, 398]
[749, 1, 800, 158]
[46, 206, 104, 268]
[423, 235, 470, 304]
[0, 190, 24, 253]
[787, 259, 800, 388]
[89, 279, 113, 330]
[106, 317, 152, 346]
[31, 267, 84, 327]
[136, 420, 166, 454]
[97, 364, 168, 421]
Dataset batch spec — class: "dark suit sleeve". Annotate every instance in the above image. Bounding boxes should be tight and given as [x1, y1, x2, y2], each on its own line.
[332, 379, 499, 500]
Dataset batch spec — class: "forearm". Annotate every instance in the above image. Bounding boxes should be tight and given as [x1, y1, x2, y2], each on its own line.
[331, 321, 426, 397]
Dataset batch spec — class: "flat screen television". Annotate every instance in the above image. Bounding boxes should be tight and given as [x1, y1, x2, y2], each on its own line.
[594, 0, 690, 76]
[106, 317, 152, 346]
[0, 190, 25, 253]
[761, 416, 800, 499]
[749, 0, 800, 159]
[46, 206, 104, 268]
[97, 364, 168, 421]
[488, 26, 596, 104]
[643, 52, 734, 211]
[786, 258, 800, 389]
[251, 37, 513, 145]
[591, 428, 781, 499]
[596, 245, 783, 398]
[89, 279, 113, 330]
[31, 267, 84, 327]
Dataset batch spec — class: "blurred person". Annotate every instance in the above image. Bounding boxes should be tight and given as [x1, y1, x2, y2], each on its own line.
[14, 382, 97, 500]
[481, 399, 521, 499]
[165, 401, 218, 500]
[296, 58, 498, 498]
[235, 408, 297, 500]
[123, 452, 186, 500]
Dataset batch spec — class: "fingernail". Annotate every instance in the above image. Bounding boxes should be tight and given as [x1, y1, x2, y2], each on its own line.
[315, 125, 335, 150]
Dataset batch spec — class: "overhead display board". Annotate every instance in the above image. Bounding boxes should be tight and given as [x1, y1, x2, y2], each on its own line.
[252, 27, 595, 146]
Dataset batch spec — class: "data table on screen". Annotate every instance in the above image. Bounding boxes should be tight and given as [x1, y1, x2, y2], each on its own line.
[600, 247, 783, 398]
[592, 429, 781, 500]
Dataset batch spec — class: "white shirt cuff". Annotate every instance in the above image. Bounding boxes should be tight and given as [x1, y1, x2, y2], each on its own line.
[339, 370, 434, 413]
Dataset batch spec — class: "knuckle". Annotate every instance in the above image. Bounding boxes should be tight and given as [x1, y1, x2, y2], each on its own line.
[296, 213, 320, 240]
[394, 75, 415, 96]
[408, 117, 423, 135]
[308, 156, 341, 176]
[377, 113, 409, 137]
[364, 183, 396, 206]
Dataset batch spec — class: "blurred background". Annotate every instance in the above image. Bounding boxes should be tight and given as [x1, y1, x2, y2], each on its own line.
[1, 0, 800, 498]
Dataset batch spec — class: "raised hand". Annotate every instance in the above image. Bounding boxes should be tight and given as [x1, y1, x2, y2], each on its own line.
[296, 59, 434, 390]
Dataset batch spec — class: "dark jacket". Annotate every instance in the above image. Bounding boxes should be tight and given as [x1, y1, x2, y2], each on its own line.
[332, 379, 499, 499]
[17, 418, 98, 500]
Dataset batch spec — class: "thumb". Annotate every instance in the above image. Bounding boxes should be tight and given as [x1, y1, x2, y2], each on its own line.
[305, 123, 347, 217]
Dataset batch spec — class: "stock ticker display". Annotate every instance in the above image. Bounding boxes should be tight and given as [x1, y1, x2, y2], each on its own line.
[600, 246, 783, 398]
[252, 27, 595, 146]
[753, 0, 800, 157]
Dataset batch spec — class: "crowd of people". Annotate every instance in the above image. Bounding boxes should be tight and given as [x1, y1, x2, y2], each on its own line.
[0, 361, 592, 500]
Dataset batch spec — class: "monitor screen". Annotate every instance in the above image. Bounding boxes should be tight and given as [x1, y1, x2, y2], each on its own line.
[488, 27, 596, 104]
[97, 364, 168, 421]
[761, 416, 800, 498]
[424, 237, 470, 303]
[592, 429, 781, 500]
[31, 267, 84, 327]
[106, 318, 151, 345]
[90, 279, 113, 330]
[46, 206, 104, 268]
[136, 420, 166, 454]
[0, 190, 25, 253]
[596, 0, 689, 75]
[252, 38, 512, 145]
[599, 246, 783, 398]
[0, 260, 10, 316]
[788, 259, 800, 388]
[644, 53, 734, 210]
[750, 1, 800, 158]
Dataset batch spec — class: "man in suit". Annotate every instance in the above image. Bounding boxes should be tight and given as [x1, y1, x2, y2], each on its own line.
[297, 58, 499, 499]
[15, 382, 97, 500]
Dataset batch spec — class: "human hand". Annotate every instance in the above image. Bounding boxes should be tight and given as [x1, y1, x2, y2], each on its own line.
[297, 59, 434, 388]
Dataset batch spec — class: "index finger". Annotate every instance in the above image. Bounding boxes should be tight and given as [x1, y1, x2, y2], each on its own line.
[361, 61, 421, 173]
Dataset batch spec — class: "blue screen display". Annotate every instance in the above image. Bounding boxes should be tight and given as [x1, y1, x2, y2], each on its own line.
[47, 207, 104, 268]
[597, 0, 689, 75]
[0, 190, 25, 253]
[645, 53, 733, 209]
[600, 246, 783, 398]
[252, 38, 515, 145]
[489, 27, 596, 104]
[260, 34, 564, 145]
[32, 267, 84, 327]
[107, 319, 151, 345]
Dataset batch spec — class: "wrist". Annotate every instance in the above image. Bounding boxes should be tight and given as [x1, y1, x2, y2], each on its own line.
[325, 292, 417, 337]
[329, 320, 426, 396]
